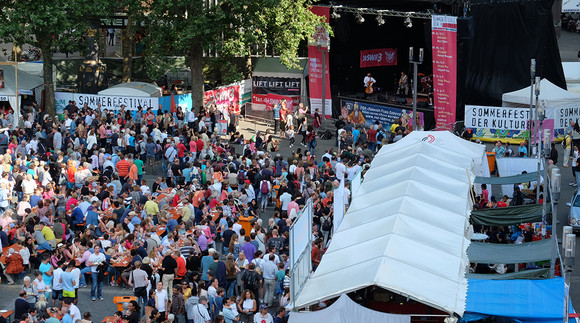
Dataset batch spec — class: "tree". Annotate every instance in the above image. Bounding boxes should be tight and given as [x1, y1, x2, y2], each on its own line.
[0, 0, 110, 116]
[146, 0, 327, 109]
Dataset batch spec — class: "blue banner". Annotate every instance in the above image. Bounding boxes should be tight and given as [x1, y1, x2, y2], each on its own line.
[159, 93, 193, 113]
[340, 99, 424, 131]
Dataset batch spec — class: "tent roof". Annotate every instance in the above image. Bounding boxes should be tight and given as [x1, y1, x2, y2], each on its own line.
[0, 65, 43, 97]
[502, 79, 580, 106]
[563, 62, 580, 84]
[98, 82, 162, 97]
[294, 140, 472, 315]
[252, 57, 307, 78]
[289, 294, 410, 323]
[465, 278, 565, 321]
[467, 238, 554, 264]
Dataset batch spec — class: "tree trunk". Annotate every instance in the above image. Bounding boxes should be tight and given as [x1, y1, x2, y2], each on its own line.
[122, 16, 133, 82]
[190, 43, 204, 111]
[41, 42, 55, 116]
[11, 43, 21, 62]
[244, 55, 252, 79]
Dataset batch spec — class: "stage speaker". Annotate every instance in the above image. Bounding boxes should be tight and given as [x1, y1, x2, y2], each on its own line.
[417, 101, 430, 109]
[458, 16, 474, 40]
[396, 96, 407, 104]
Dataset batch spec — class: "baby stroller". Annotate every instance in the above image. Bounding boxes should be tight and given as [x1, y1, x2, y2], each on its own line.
[100, 166, 114, 185]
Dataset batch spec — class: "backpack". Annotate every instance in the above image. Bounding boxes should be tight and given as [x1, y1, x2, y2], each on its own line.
[377, 131, 386, 142]
[260, 180, 269, 194]
[237, 171, 245, 185]
[322, 216, 331, 231]
[244, 270, 259, 290]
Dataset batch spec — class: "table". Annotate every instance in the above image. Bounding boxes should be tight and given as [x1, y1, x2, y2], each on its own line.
[0, 310, 14, 321]
[1, 243, 22, 264]
[102, 316, 117, 322]
[111, 256, 132, 268]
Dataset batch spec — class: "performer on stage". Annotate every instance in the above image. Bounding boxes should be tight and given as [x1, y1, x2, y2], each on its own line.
[363, 73, 376, 97]
[397, 71, 409, 96]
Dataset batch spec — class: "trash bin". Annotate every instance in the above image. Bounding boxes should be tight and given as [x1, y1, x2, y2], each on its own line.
[238, 215, 254, 237]
[486, 152, 496, 175]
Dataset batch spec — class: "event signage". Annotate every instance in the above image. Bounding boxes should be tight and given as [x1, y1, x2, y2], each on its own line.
[432, 15, 458, 131]
[252, 76, 300, 110]
[360, 48, 397, 68]
[204, 84, 240, 115]
[0, 96, 8, 102]
[341, 99, 424, 130]
[464, 105, 531, 130]
[549, 103, 580, 129]
[0, 69, 4, 89]
[307, 6, 332, 118]
[55, 92, 159, 114]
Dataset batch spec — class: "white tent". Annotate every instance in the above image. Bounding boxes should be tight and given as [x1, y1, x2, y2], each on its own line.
[289, 294, 411, 323]
[376, 131, 489, 178]
[563, 62, 580, 95]
[0, 65, 44, 124]
[294, 140, 473, 316]
[98, 82, 162, 97]
[501, 79, 580, 107]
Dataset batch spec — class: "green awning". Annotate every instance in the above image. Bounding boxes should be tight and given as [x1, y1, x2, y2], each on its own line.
[470, 204, 550, 226]
[468, 238, 554, 264]
[466, 268, 550, 280]
[474, 171, 540, 185]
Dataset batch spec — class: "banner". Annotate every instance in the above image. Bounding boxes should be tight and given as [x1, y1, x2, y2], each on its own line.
[0, 69, 4, 89]
[55, 92, 159, 114]
[360, 48, 398, 68]
[432, 15, 458, 130]
[341, 99, 424, 131]
[159, 93, 192, 112]
[0, 96, 8, 102]
[265, 93, 294, 111]
[465, 105, 531, 130]
[308, 6, 332, 118]
[204, 84, 240, 115]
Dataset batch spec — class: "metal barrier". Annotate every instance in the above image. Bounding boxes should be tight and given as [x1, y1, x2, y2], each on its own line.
[242, 102, 273, 127]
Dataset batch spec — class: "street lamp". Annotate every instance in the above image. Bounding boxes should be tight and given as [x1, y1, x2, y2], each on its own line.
[535, 78, 541, 205]
[409, 47, 423, 131]
[529, 59, 536, 157]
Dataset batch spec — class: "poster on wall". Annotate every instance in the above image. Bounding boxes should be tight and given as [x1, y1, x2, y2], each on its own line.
[204, 84, 240, 115]
[340, 99, 424, 131]
[308, 6, 332, 118]
[252, 76, 300, 110]
[55, 92, 159, 114]
[432, 15, 458, 131]
[360, 48, 397, 68]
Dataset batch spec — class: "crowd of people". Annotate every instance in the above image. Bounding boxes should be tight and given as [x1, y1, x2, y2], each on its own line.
[0, 98, 386, 323]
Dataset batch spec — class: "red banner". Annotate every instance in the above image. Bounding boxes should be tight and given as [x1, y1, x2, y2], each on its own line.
[432, 15, 458, 130]
[204, 84, 240, 115]
[252, 94, 298, 110]
[360, 48, 397, 68]
[308, 6, 332, 118]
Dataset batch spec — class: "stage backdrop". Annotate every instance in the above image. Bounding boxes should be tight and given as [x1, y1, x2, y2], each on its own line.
[432, 15, 458, 131]
[341, 99, 424, 131]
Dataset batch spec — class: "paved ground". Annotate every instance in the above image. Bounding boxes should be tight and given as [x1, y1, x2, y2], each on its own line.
[559, 30, 580, 62]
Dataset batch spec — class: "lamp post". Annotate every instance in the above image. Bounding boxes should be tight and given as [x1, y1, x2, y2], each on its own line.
[409, 47, 424, 131]
[549, 168, 560, 277]
[563, 229, 576, 322]
[535, 78, 541, 205]
[529, 59, 536, 157]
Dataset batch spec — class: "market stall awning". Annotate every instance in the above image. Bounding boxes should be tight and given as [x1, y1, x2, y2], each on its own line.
[467, 239, 554, 264]
[474, 172, 539, 185]
[466, 268, 550, 280]
[470, 204, 548, 226]
[294, 139, 472, 316]
[465, 278, 565, 322]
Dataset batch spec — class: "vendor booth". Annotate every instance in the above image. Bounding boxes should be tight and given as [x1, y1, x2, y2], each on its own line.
[0, 64, 44, 125]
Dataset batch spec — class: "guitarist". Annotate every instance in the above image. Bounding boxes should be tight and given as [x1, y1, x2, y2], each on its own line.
[363, 73, 376, 98]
